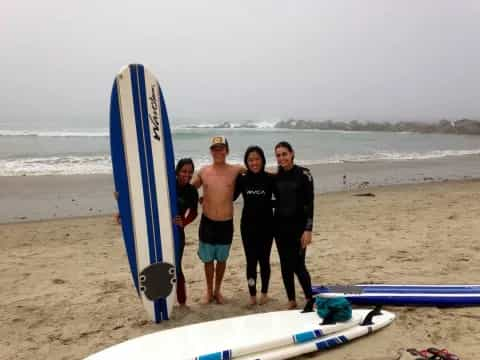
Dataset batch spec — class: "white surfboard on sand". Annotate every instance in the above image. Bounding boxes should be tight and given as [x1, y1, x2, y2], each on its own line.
[85, 309, 373, 360]
[236, 309, 395, 360]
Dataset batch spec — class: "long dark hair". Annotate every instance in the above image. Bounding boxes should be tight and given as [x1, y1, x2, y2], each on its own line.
[274, 141, 295, 171]
[175, 158, 195, 175]
[275, 141, 294, 153]
[244, 146, 266, 172]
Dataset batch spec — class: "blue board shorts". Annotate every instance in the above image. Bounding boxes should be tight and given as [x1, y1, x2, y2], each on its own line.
[198, 242, 232, 262]
[198, 215, 233, 262]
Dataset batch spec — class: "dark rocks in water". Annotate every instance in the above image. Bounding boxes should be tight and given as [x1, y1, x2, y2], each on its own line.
[274, 118, 480, 135]
[214, 121, 233, 129]
[215, 121, 258, 129]
[235, 122, 257, 128]
[454, 119, 480, 134]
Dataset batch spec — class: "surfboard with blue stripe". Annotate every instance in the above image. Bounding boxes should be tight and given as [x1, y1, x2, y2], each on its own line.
[110, 64, 179, 323]
[312, 284, 480, 306]
[234, 310, 395, 360]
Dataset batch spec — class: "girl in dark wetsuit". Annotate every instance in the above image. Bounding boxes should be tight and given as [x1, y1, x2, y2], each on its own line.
[273, 141, 314, 309]
[234, 146, 274, 305]
[173, 158, 199, 306]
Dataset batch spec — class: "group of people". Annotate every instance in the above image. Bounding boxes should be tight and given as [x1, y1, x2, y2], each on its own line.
[174, 136, 314, 309]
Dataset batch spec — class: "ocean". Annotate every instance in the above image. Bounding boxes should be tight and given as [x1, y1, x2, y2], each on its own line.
[1, 123, 480, 176]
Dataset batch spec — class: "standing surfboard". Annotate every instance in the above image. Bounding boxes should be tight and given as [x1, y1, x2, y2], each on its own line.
[110, 64, 180, 323]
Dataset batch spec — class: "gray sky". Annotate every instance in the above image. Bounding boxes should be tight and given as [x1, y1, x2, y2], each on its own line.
[2, 0, 480, 128]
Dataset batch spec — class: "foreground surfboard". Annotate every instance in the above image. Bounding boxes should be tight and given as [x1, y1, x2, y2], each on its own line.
[312, 284, 480, 306]
[84, 309, 372, 360]
[236, 309, 395, 360]
[110, 64, 180, 323]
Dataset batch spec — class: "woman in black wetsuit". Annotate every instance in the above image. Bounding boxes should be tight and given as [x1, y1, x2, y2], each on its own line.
[234, 146, 274, 305]
[273, 141, 314, 309]
[173, 158, 199, 306]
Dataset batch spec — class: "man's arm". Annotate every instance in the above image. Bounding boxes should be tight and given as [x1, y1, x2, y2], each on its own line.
[233, 173, 243, 201]
[234, 164, 247, 175]
[191, 169, 203, 189]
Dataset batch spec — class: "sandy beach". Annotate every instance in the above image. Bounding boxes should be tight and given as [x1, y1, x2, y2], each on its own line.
[2, 177, 480, 360]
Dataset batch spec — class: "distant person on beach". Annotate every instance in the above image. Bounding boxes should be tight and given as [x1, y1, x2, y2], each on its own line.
[113, 191, 121, 224]
[173, 158, 199, 306]
[192, 136, 244, 304]
[273, 141, 314, 309]
[234, 146, 274, 306]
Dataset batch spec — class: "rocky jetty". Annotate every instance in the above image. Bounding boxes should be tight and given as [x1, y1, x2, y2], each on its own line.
[274, 118, 480, 135]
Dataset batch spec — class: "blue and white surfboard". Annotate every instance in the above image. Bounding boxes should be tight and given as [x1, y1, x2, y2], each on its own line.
[110, 64, 180, 323]
[312, 284, 480, 306]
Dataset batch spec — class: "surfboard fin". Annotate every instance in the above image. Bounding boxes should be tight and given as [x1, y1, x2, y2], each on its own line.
[139, 262, 176, 301]
[361, 305, 383, 325]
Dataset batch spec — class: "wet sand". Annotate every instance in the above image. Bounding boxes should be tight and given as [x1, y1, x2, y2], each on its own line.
[1, 154, 480, 223]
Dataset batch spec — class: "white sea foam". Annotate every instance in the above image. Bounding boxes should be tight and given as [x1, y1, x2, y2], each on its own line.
[0, 155, 112, 176]
[297, 148, 480, 166]
[0, 129, 109, 137]
[172, 121, 278, 130]
[2, 148, 479, 176]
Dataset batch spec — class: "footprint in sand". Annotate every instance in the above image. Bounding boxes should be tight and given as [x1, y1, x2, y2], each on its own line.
[101, 279, 127, 295]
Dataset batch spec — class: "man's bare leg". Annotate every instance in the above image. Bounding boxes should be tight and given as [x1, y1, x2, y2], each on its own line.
[214, 261, 227, 304]
[201, 262, 215, 304]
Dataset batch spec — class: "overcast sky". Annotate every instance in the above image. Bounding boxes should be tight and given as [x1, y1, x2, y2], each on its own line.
[2, 0, 479, 128]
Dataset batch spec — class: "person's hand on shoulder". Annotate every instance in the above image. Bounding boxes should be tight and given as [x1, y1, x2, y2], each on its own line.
[173, 215, 185, 228]
[191, 167, 204, 188]
[237, 164, 247, 174]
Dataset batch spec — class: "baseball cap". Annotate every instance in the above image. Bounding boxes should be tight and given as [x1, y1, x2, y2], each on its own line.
[209, 136, 229, 150]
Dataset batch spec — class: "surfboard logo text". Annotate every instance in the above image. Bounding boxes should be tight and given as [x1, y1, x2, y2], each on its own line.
[246, 190, 266, 196]
[148, 85, 161, 141]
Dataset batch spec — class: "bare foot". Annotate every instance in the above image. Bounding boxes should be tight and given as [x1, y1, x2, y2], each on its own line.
[259, 293, 269, 305]
[200, 293, 214, 305]
[287, 300, 297, 310]
[214, 292, 225, 304]
[249, 296, 257, 306]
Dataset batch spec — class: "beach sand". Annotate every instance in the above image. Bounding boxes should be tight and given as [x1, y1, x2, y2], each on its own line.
[2, 179, 480, 359]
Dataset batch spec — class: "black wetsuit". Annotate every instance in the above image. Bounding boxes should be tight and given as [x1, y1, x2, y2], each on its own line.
[273, 165, 314, 301]
[234, 171, 274, 296]
[176, 182, 199, 304]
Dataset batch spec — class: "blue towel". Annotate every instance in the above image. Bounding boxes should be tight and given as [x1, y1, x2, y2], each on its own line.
[315, 296, 352, 323]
